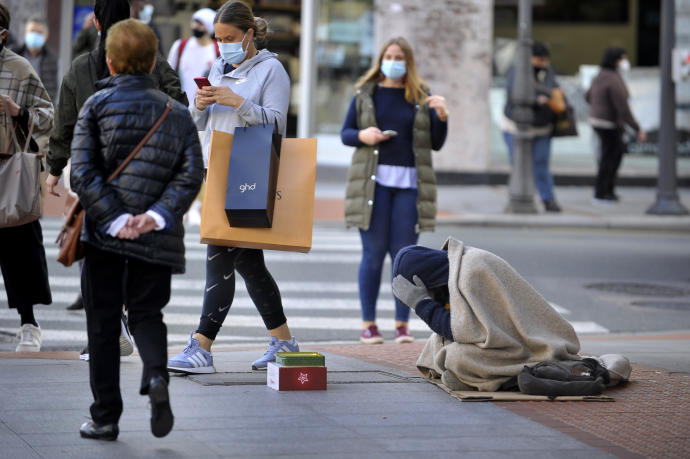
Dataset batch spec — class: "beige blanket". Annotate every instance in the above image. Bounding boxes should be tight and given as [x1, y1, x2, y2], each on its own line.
[416, 237, 580, 392]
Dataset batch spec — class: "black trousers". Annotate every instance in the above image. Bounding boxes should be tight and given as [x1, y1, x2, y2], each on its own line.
[196, 246, 286, 340]
[594, 127, 625, 198]
[81, 245, 171, 425]
[0, 220, 51, 309]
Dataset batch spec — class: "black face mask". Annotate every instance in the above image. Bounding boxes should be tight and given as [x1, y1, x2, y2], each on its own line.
[192, 29, 206, 39]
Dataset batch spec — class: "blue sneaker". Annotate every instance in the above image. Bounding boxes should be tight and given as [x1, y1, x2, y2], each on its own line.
[167, 333, 215, 374]
[251, 336, 299, 370]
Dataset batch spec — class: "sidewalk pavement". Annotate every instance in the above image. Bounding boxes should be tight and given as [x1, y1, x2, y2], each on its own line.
[43, 178, 690, 232]
[0, 331, 688, 458]
[313, 180, 690, 232]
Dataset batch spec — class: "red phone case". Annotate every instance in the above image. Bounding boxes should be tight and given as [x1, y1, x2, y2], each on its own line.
[194, 77, 211, 88]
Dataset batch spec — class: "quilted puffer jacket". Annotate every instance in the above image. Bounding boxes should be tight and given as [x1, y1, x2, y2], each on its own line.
[70, 74, 203, 273]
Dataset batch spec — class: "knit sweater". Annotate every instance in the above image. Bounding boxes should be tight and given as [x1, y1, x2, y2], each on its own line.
[340, 86, 447, 167]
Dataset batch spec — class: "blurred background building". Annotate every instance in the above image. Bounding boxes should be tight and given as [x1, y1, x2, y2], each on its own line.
[4, 0, 690, 179]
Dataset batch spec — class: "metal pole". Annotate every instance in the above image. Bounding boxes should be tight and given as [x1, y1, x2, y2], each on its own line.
[505, 0, 538, 214]
[58, 0, 75, 81]
[297, 0, 318, 138]
[647, 0, 688, 215]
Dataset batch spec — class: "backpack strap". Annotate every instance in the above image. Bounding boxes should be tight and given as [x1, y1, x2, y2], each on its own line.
[175, 38, 189, 71]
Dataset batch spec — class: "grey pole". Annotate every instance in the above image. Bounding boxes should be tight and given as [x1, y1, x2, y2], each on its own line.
[647, 0, 688, 215]
[297, 0, 318, 138]
[505, 0, 538, 214]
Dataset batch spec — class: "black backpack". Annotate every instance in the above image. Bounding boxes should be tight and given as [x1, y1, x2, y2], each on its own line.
[517, 358, 610, 397]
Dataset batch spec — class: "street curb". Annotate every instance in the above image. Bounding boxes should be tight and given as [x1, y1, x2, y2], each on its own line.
[436, 214, 690, 231]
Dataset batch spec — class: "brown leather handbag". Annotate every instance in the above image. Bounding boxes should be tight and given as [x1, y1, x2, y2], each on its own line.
[56, 99, 173, 267]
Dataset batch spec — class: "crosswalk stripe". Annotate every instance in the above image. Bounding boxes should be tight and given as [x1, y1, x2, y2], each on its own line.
[40, 247, 366, 263]
[0, 288, 572, 316]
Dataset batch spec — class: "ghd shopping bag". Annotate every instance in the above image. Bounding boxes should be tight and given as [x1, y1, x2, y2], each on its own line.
[225, 117, 282, 228]
[201, 130, 317, 253]
[0, 107, 42, 228]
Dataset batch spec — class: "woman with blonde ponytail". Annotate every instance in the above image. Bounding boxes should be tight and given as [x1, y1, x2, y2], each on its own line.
[341, 37, 449, 345]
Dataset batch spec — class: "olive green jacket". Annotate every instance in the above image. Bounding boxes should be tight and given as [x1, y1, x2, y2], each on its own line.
[47, 49, 188, 177]
[344, 83, 437, 233]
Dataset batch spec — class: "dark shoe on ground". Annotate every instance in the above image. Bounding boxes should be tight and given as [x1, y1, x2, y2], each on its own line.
[79, 420, 118, 441]
[360, 325, 384, 344]
[543, 199, 562, 213]
[66, 295, 84, 310]
[148, 376, 174, 438]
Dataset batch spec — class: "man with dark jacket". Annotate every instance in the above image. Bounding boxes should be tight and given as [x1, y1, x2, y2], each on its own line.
[45, 0, 187, 194]
[70, 18, 203, 441]
[45, 0, 186, 318]
[12, 16, 58, 101]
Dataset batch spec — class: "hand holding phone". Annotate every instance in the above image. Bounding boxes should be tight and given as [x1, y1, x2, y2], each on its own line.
[382, 130, 398, 137]
[194, 77, 211, 89]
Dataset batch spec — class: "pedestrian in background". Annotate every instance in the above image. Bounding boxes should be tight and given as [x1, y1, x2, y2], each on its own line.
[130, 0, 163, 54]
[11, 16, 58, 102]
[500, 41, 562, 213]
[0, 2, 54, 353]
[340, 36, 448, 344]
[45, 0, 186, 357]
[168, 8, 219, 104]
[70, 18, 203, 441]
[72, 12, 98, 58]
[167, 1, 299, 374]
[586, 47, 645, 203]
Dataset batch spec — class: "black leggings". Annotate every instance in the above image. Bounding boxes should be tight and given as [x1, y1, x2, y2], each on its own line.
[594, 127, 625, 198]
[196, 245, 286, 340]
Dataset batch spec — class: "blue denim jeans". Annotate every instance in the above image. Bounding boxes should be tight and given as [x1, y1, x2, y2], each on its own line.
[358, 184, 419, 323]
[503, 132, 555, 202]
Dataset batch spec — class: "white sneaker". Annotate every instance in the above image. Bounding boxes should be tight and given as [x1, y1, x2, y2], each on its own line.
[119, 315, 134, 356]
[15, 324, 41, 352]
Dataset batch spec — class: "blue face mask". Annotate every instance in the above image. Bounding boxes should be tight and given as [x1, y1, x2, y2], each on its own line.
[219, 33, 248, 65]
[381, 60, 406, 81]
[139, 4, 154, 24]
[25, 31, 46, 50]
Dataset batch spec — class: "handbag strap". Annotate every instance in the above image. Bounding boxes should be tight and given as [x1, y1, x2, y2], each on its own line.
[106, 98, 173, 183]
[0, 96, 35, 153]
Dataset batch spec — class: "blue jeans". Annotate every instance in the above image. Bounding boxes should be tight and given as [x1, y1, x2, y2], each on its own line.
[503, 132, 555, 202]
[359, 184, 419, 323]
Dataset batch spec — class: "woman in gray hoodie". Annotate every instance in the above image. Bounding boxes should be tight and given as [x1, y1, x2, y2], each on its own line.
[167, 1, 298, 374]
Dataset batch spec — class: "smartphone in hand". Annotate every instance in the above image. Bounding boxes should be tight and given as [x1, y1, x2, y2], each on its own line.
[382, 130, 398, 137]
[194, 77, 211, 89]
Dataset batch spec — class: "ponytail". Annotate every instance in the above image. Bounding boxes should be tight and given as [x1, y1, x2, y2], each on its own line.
[93, 0, 131, 77]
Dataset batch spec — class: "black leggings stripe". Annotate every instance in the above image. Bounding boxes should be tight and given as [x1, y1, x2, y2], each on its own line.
[196, 245, 286, 340]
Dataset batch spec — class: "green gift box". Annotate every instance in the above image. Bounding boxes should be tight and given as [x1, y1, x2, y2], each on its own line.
[276, 352, 325, 367]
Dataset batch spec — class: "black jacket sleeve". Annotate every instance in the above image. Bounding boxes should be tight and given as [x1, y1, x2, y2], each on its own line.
[153, 54, 188, 107]
[70, 99, 127, 231]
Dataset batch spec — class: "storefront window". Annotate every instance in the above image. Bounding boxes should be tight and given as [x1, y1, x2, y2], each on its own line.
[315, 0, 374, 134]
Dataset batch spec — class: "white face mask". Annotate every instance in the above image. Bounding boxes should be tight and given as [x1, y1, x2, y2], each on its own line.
[618, 59, 631, 72]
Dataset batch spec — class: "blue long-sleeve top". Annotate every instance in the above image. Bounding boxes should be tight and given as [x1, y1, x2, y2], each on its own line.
[340, 86, 448, 167]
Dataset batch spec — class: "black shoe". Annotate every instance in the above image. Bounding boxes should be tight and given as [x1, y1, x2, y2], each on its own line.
[79, 420, 118, 441]
[148, 376, 174, 438]
[66, 295, 84, 310]
[543, 199, 562, 213]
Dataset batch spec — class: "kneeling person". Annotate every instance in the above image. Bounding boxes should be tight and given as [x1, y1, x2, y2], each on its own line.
[70, 19, 204, 440]
[392, 238, 580, 392]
